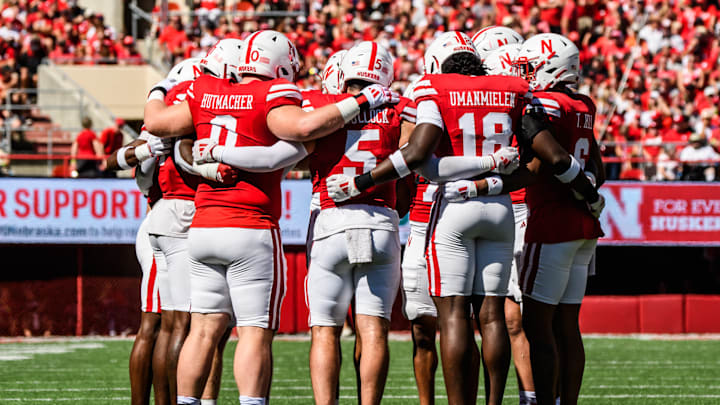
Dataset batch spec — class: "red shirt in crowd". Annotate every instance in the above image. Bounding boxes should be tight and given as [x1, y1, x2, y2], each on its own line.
[75, 129, 98, 158]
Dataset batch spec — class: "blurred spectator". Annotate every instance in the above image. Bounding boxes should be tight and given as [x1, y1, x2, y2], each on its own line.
[99, 118, 125, 156]
[70, 117, 104, 178]
[99, 118, 125, 177]
[679, 133, 720, 181]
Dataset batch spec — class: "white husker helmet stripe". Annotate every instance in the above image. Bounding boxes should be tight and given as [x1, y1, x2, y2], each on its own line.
[238, 30, 300, 81]
[200, 38, 244, 81]
[483, 44, 522, 76]
[321, 49, 347, 95]
[517, 33, 580, 91]
[167, 57, 203, 83]
[423, 31, 478, 74]
[472, 26, 524, 62]
[340, 41, 394, 89]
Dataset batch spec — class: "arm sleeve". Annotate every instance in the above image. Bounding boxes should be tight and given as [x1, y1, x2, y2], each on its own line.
[415, 154, 495, 182]
[220, 141, 309, 173]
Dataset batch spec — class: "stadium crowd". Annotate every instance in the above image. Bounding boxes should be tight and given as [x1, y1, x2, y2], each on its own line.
[153, 0, 720, 181]
[0, 0, 718, 180]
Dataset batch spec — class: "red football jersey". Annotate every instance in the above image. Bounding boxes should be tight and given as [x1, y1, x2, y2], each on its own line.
[156, 81, 199, 201]
[408, 175, 437, 224]
[307, 95, 416, 210]
[413, 74, 530, 159]
[300, 89, 325, 195]
[524, 90, 604, 243]
[185, 75, 302, 228]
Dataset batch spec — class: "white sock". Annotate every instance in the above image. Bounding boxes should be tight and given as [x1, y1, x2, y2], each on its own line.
[201, 400, 217, 405]
[178, 396, 200, 405]
[239, 396, 266, 405]
[519, 390, 537, 405]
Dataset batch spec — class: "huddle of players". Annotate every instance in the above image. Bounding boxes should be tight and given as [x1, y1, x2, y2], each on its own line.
[111, 24, 605, 405]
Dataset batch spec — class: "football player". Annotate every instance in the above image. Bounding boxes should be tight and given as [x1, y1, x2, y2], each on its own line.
[148, 53, 237, 405]
[106, 126, 170, 404]
[478, 43, 538, 405]
[326, 32, 529, 405]
[512, 33, 604, 405]
[301, 41, 413, 405]
[472, 25, 525, 63]
[142, 30, 397, 405]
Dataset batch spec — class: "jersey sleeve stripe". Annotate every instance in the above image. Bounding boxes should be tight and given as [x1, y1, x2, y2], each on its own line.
[266, 90, 302, 101]
[415, 80, 432, 88]
[269, 83, 300, 93]
[413, 88, 439, 98]
[400, 114, 416, 122]
[403, 107, 417, 115]
[535, 98, 560, 108]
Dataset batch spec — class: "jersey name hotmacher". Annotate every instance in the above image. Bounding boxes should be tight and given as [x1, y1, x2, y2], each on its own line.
[200, 93, 254, 110]
[448, 90, 516, 107]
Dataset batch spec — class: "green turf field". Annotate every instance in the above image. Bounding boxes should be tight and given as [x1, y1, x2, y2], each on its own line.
[1, 336, 719, 404]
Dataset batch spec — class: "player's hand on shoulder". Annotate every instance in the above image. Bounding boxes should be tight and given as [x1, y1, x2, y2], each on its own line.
[326, 174, 361, 202]
[443, 180, 477, 202]
[357, 84, 400, 110]
[193, 138, 223, 164]
[491, 146, 520, 175]
[150, 78, 178, 96]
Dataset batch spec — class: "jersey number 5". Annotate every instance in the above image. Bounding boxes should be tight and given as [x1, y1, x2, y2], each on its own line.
[343, 129, 380, 177]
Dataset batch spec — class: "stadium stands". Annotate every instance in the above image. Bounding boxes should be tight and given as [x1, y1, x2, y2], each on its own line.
[147, 0, 720, 181]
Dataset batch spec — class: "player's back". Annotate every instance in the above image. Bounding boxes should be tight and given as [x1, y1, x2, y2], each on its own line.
[309, 94, 411, 210]
[524, 90, 603, 243]
[413, 74, 530, 158]
[185, 75, 302, 228]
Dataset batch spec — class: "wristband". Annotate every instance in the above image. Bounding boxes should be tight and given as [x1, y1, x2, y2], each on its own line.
[147, 89, 166, 102]
[555, 155, 581, 183]
[117, 146, 133, 170]
[336, 97, 361, 123]
[354, 93, 369, 109]
[355, 172, 375, 192]
[486, 175, 504, 196]
[389, 150, 411, 178]
[134, 143, 152, 161]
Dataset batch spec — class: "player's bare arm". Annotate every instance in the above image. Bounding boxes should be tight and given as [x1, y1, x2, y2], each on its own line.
[588, 137, 605, 186]
[143, 99, 194, 138]
[105, 138, 146, 171]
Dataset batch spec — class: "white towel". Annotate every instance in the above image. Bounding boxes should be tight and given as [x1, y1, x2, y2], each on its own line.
[346, 228, 373, 264]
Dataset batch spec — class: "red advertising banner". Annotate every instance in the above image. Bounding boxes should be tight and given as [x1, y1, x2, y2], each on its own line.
[599, 182, 720, 246]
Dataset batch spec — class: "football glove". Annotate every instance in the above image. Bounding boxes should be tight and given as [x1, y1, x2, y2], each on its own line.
[134, 135, 172, 161]
[443, 180, 478, 202]
[193, 138, 224, 164]
[326, 174, 361, 202]
[490, 146, 520, 174]
[356, 84, 400, 110]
